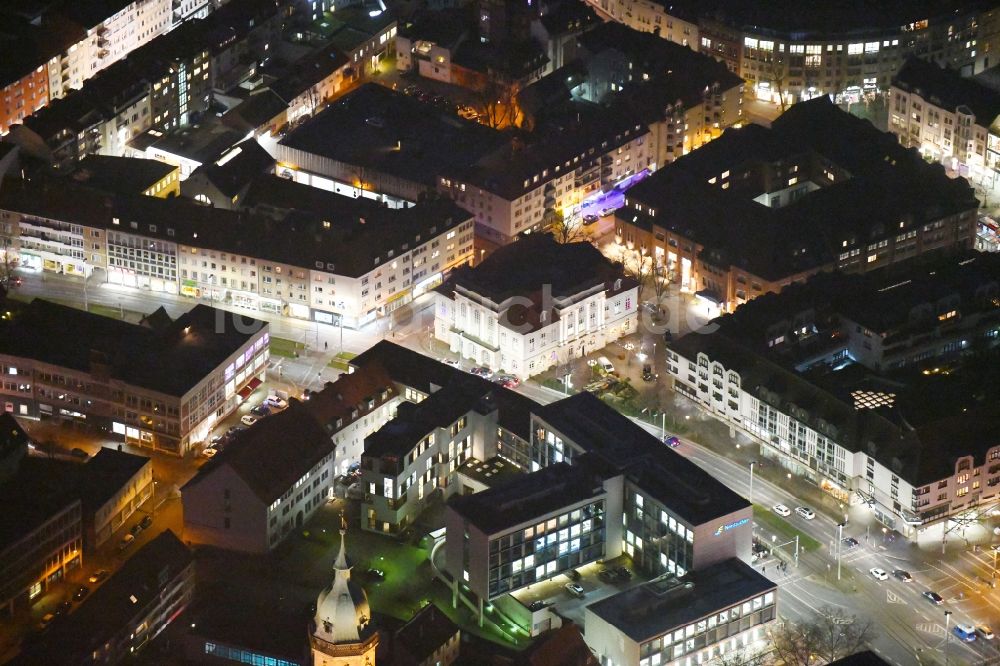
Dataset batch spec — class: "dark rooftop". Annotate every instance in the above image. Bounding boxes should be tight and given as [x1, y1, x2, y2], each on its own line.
[447, 462, 605, 535]
[893, 56, 1000, 126]
[183, 401, 333, 504]
[187, 138, 275, 199]
[0, 299, 262, 397]
[0, 175, 472, 279]
[279, 83, 506, 189]
[21, 530, 192, 662]
[69, 155, 177, 196]
[625, 96, 977, 281]
[586, 558, 775, 643]
[0, 456, 80, 553]
[78, 448, 150, 512]
[183, 581, 310, 663]
[393, 603, 460, 664]
[535, 393, 750, 524]
[447, 233, 626, 301]
[829, 651, 892, 666]
[662, 0, 989, 38]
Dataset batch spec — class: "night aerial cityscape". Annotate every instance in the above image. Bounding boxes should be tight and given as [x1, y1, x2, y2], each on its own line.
[6, 1, 1000, 666]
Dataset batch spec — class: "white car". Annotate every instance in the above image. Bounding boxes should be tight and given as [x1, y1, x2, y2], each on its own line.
[795, 506, 816, 520]
[265, 395, 288, 410]
[772, 504, 791, 517]
[565, 582, 585, 598]
[869, 567, 889, 581]
[441, 358, 461, 368]
[240, 414, 259, 426]
[597, 356, 616, 374]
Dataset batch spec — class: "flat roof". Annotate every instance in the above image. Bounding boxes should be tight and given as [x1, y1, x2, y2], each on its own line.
[447, 463, 605, 535]
[70, 155, 177, 196]
[78, 448, 150, 511]
[534, 393, 750, 525]
[456, 456, 523, 488]
[0, 456, 80, 553]
[279, 83, 505, 189]
[586, 558, 775, 643]
[0, 299, 262, 398]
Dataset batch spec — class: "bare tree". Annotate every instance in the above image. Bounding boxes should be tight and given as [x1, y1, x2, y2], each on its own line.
[766, 57, 788, 113]
[649, 259, 670, 309]
[615, 243, 653, 301]
[475, 78, 519, 129]
[770, 607, 877, 666]
[0, 230, 18, 289]
[713, 643, 770, 666]
[547, 209, 587, 244]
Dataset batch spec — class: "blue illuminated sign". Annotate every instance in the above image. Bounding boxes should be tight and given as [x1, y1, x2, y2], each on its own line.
[714, 517, 750, 536]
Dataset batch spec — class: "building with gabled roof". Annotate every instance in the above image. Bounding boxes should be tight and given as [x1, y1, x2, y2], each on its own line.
[392, 602, 461, 666]
[182, 401, 338, 553]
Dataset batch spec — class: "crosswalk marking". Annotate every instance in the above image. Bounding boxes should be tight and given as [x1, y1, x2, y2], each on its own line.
[916, 622, 945, 636]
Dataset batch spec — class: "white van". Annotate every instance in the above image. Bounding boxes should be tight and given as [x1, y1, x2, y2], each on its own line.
[597, 356, 615, 374]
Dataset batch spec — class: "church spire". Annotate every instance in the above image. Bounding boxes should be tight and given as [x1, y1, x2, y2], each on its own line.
[334, 512, 349, 571]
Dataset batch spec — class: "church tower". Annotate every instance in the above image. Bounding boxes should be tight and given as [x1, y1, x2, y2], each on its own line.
[310, 517, 379, 666]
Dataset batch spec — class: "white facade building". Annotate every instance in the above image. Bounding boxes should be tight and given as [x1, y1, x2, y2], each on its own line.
[435, 235, 638, 378]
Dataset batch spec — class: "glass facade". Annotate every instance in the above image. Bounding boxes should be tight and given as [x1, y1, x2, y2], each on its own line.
[624, 488, 694, 578]
[204, 642, 301, 666]
[488, 499, 605, 598]
[637, 591, 776, 665]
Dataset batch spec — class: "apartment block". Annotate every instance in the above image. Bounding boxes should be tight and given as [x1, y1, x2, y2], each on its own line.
[890, 56, 1000, 185]
[618, 95, 978, 314]
[666, 251, 1000, 536]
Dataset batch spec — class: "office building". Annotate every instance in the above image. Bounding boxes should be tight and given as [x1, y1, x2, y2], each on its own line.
[584, 559, 777, 666]
[0, 298, 269, 455]
[434, 233, 638, 378]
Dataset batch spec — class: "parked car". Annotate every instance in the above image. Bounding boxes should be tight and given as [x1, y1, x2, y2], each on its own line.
[566, 569, 581, 581]
[892, 569, 912, 582]
[615, 566, 632, 580]
[39, 613, 55, 628]
[72, 586, 89, 601]
[139, 515, 153, 530]
[599, 206, 616, 217]
[772, 504, 792, 517]
[642, 365, 656, 382]
[265, 395, 288, 410]
[597, 356, 615, 374]
[599, 568, 618, 583]
[794, 506, 816, 520]
[88, 569, 109, 584]
[250, 403, 271, 418]
[130, 523, 143, 537]
[583, 214, 599, 225]
[69, 447, 89, 459]
[495, 374, 520, 388]
[118, 533, 136, 551]
[923, 590, 944, 605]
[664, 436, 681, 448]
[977, 625, 995, 640]
[367, 568, 384, 580]
[470, 366, 494, 378]
[54, 600, 73, 616]
[240, 414, 259, 427]
[565, 582, 585, 598]
[869, 567, 888, 581]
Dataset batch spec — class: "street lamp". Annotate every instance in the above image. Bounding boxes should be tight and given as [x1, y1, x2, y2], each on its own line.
[748, 461, 756, 506]
[944, 610, 952, 666]
[837, 522, 845, 581]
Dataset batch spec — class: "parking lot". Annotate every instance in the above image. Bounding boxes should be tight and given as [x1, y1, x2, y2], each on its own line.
[509, 557, 640, 626]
